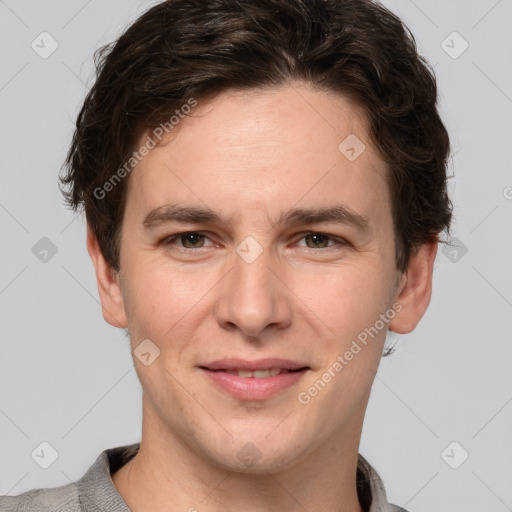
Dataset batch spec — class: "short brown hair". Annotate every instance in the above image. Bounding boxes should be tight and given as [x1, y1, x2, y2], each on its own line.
[59, 0, 452, 273]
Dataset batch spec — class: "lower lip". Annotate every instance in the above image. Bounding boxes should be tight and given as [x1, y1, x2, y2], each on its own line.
[201, 368, 308, 401]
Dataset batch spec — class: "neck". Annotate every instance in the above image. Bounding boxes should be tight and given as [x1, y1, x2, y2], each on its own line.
[112, 399, 365, 512]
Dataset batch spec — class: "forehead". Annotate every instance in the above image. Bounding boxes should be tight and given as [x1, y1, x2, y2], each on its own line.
[153, 84, 372, 158]
[126, 83, 390, 228]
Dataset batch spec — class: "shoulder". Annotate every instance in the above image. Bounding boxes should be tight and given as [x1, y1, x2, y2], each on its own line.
[389, 505, 409, 512]
[0, 443, 139, 512]
[357, 453, 410, 512]
[0, 482, 80, 511]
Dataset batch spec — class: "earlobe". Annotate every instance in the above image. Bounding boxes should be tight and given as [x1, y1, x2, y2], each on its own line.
[86, 224, 128, 328]
[388, 241, 438, 334]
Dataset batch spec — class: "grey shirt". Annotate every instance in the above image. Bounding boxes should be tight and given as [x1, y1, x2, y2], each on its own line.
[0, 443, 409, 512]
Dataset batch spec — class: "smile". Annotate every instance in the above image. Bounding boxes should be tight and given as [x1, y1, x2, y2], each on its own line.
[221, 368, 295, 378]
[199, 358, 310, 401]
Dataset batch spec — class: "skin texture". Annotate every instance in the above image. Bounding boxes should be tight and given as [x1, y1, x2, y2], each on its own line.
[87, 81, 437, 512]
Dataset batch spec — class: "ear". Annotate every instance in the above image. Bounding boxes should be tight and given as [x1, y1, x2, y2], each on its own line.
[388, 240, 438, 334]
[86, 224, 127, 328]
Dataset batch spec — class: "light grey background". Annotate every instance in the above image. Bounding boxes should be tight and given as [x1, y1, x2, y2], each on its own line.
[0, 1, 511, 511]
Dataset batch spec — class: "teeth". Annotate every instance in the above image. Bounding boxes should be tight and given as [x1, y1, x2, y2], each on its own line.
[253, 369, 270, 378]
[224, 368, 286, 378]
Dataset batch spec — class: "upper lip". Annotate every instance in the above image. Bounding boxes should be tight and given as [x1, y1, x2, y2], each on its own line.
[200, 358, 309, 371]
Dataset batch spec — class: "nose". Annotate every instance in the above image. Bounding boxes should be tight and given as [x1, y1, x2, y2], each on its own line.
[215, 245, 293, 339]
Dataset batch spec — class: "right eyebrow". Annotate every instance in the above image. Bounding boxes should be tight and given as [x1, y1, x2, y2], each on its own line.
[142, 204, 226, 229]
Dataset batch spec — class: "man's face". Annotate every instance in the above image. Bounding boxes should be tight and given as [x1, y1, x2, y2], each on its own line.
[109, 83, 404, 470]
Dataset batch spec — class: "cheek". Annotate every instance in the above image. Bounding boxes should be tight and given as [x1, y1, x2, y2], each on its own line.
[121, 257, 217, 343]
[292, 260, 394, 342]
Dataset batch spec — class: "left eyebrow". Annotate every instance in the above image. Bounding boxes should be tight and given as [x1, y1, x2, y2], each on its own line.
[274, 205, 370, 232]
[142, 203, 370, 232]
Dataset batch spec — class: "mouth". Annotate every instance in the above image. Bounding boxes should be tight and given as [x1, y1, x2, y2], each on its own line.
[199, 358, 310, 401]
[212, 368, 307, 379]
[201, 367, 308, 378]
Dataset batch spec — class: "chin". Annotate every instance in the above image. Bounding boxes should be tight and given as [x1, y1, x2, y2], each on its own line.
[203, 433, 304, 475]
[213, 450, 295, 475]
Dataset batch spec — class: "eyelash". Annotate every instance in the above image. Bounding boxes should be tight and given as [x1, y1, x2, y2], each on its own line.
[161, 231, 349, 252]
